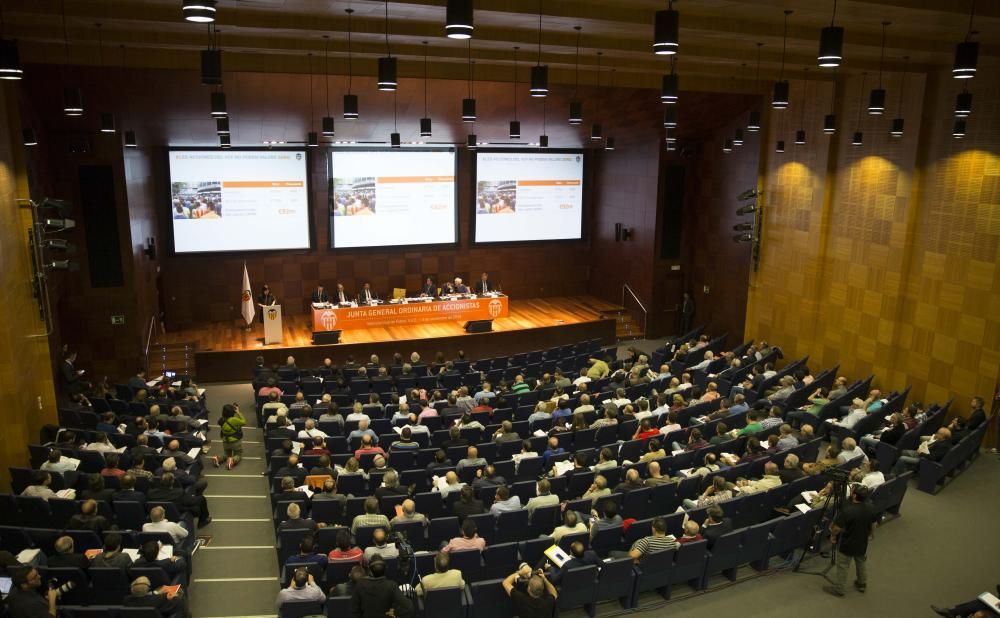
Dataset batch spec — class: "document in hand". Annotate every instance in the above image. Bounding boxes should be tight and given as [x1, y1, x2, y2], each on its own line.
[544, 544, 570, 568]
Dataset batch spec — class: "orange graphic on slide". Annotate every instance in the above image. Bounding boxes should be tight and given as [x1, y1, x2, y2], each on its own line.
[222, 181, 305, 188]
[377, 176, 454, 183]
[312, 296, 509, 331]
[517, 179, 581, 186]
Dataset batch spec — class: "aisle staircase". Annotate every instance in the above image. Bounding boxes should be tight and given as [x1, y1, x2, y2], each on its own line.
[600, 307, 645, 342]
[147, 341, 198, 376]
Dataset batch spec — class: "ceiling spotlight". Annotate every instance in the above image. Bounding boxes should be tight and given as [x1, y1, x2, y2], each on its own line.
[390, 132, 401, 148]
[795, 129, 806, 145]
[462, 98, 477, 122]
[530, 65, 548, 97]
[818, 0, 844, 67]
[891, 56, 909, 138]
[952, 119, 966, 138]
[445, 0, 474, 39]
[124, 130, 137, 148]
[22, 128, 37, 146]
[868, 89, 886, 115]
[344, 8, 359, 118]
[590, 123, 603, 140]
[852, 131, 863, 146]
[216, 117, 230, 135]
[43, 218, 76, 232]
[182, 0, 217, 23]
[569, 101, 582, 125]
[605, 137, 615, 151]
[955, 91, 972, 117]
[377, 57, 397, 91]
[467, 134, 477, 149]
[723, 138, 733, 153]
[420, 117, 432, 138]
[0, 38, 23, 80]
[733, 222, 753, 232]
[219, 134, 231, 148]
[661, 71, 678, 104]
[953, 40, 978, 79]
[733, 129, 744, 147]
[344, 94, 359, 119]
[890, 118, 904, 137]
[747, 111, 761, 132]
[773, 11, 792, 110]
[824, 113, 836, 134]
[733, 233, 754, 243]
[736, 203, 756, 215]
[539, 135, 549, 148]
[775, 140, 785, 153]
[663, 107, 677, 128]
[653, 1, 679, 55]
[100, 112, 116, 133]
[322, 116, 335, 137]
[509, 120, 521, 140]
[307, 132, 318, 148]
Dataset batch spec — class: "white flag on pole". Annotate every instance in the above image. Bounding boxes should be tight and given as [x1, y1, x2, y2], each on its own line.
[241, 263, 255, 325]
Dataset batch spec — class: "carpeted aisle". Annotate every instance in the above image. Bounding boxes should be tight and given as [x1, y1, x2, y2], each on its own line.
[188, 382, 279, 618]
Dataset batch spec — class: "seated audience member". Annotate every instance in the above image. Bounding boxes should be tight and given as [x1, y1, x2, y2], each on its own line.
[472, 464, 507, 489]
[41, 449, 77, 474]
[80, 474, 114, 503]
[276, 475, 308, 502]
[837, 437, 869, 465]
[351, 558, 413, 617]
[90, 532, 132, 570]
[352, 496, 390, 534]
[692, 453, 721, 478]
[123, 575, 186, 614]
[639, 439, 667, 462]
[677, 520, 703, 544]
[47, 535, 89, 569]
[455, 446, 488, 474]
[701, 505, 734, 549]
[390, 427, 420, 451]
[275, 567, 326, 610]
[390, 499, 428, 527]
[550, 510, 588, 543]
[490, 485, 522, 515]
[112, 474, 145, 504]
[736, 462, 783, 494]
[545, 541, 601, 585]
[614, 468, 645, 494]
[415, 552, 464, 596]
[67, 498, 110, 533]
[442, 518, 487, 553]
[617, 517, 677, 562]
[776, 424, 799, 450]
[312, 478, 348, 509]
[683, 475, 733, 510]
[279, 502, 320, 533]
[452, 485, 486, 521]
[851, 459, 885, 490]
[354, 435, 386, 460]
[779, 454, 806, 483]
[328, 529, 364, 562]
[363, 528, 400, 564]
[644, 461, 674, 487]
[582, 474, 612, 502]
[374, 470, 409, 501]
[432, 471, 465, 499]
[931, 590, 1000, 618]
[101, 453, 127, 478]
[525, 479, 559, 515]
[285, 535, 328, 569]
[892, 427, 952, 476]
[502, 565, 558, 618]
[142, 505, 189, 543]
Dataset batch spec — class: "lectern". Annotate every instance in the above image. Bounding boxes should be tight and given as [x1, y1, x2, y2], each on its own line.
[263, 305, 283, 345]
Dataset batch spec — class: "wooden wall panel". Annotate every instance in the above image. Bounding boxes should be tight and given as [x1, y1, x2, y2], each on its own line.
[0, 87, 58, 490]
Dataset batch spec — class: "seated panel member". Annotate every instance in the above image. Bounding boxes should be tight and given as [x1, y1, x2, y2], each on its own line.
[359, 282, 376, 305]
[311, 285, 329, 304]
[453, 277, 469, 294]
[421, 277, 437, 297]
[440, 279, 455, 296]
[477, 272, 491, 294]
[335, 283, 350, 304]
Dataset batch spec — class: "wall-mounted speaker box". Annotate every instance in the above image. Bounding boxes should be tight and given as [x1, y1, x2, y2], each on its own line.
[312, 330, 342, 344]
[464, 320, 493, 333]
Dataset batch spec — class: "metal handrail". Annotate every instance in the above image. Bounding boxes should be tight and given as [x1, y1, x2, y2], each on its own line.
[143, 315, 157, 370]
[621, 283, 648, 337]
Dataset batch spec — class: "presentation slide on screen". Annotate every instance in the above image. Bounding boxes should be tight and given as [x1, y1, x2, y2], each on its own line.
[474, 151, 584, 243]
[329, 149, 457, 249]
[168, 149, 311, 253]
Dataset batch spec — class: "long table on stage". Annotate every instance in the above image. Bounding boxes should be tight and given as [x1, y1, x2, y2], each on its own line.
[155, 295, 622, 382]
[311, 295, 510, 332]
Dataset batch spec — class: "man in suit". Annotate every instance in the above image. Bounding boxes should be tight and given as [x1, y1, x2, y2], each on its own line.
[440, 279, 455, 295]
[680, 292, 695, 333]
[335, 283, 350, 304]
[60, 350, 86, 396]
[477, 272, 491, 294]
[112, 474, 147, 504]
[701, 505, 733, 548]
[421, 277, 437, 297]
[311, 285, 329, 304]
[359, 282, 376, 304]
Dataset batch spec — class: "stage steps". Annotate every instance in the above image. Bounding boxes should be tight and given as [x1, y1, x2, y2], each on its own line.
[599, 308, 645, 342]
[147, 341, 199, 377]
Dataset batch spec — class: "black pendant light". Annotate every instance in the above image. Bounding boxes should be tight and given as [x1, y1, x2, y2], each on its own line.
[420, 41, 432, 137]
[824, 70, 838, 134]
[119, 45, 136, 148]
[661, 56, 678, 104]
[321, 35, 334, 137]
[955, 90, 972, 118]
[653, 0, 679, 56]
[344, 9, 358, 119]
[733, 128, 744, 147]
[210, 91, 227, 117]
[663, 107, 677, 129]
[772, 10, 791, 110]
[795, 68, 809, 145]
[462, 40, 476, 122]
[604, 67, 615, 150]
[219, 134, 231, 148]
[467, 133, 477, 150]
[510, 46, 521, 139]
[216, 117, 229, 135]
[200, 25, 222, 86]
[852, 72, 866, 146]
[569, 26, 583, 124]
[61, 2, 83, 116]
[952, 119, 966, 138]
[868, 22, 889, 115]
[953, 2, 978, 79]
[748, 43, 762, 131]
[891, 56, 907, 137]
[723, 138, 733, 153]
[540, 95, 548, 148]
[391, 91, 400, 148]
[530, 0, 548, 97]
[95, 24, 116, 133]
[182, 0, 217, 24]
[0, 6, 23, 80]
[818, 0, 844, 68]
[775, 140, 785, 153]
[590, 52, 603, 140]
[377, 1, 397, 91]
[445, 0, 474, 40]
[22, 128, 37, 146]
[306, 53, 319, 147]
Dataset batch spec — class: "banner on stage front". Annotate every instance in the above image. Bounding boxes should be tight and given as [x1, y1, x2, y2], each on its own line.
[312, 297, 509, 331]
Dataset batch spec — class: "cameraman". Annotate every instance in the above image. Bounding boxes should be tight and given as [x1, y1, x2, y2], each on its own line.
[6, 566, 59, 617]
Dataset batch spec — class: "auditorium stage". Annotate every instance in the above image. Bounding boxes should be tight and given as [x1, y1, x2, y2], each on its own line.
[155, 296, 621, 382]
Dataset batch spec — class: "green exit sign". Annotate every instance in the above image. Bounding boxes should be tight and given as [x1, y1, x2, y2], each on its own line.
[111, 315, 125, 325]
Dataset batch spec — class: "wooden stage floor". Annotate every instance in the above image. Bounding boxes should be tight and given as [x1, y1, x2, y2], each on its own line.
[155, 296, 623, 382]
